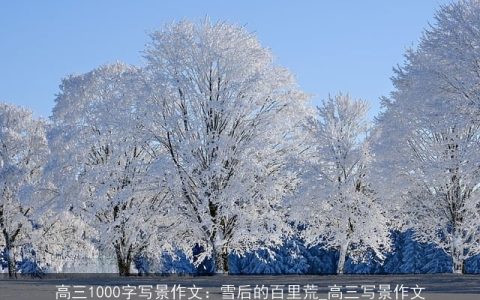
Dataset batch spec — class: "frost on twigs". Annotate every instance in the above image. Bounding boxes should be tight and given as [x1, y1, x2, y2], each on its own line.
[0, 104, 77, 276]
[293, 94, 391, 274]
[373, 0, 480, 274]
[141, 20, 311, 273]
[48, 64, 179, 275]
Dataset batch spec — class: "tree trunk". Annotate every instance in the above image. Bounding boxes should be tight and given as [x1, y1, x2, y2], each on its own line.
[337, 242, 349, 274]
[451, 236, 465, 274]
[3, 231, 16, 278]
[115, 244, 132, 276]
[452, 259, 465, 274]
[6, 245, 16, 278]
[452, 246, 465, 274]
[214, 248, 229, 274]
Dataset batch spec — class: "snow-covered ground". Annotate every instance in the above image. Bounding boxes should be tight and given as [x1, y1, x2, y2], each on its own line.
[1, 274, 479, 300]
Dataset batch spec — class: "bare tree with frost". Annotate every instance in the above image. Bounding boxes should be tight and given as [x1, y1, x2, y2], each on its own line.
[141, 20, 310, 273]
[295, 94, 391, 274]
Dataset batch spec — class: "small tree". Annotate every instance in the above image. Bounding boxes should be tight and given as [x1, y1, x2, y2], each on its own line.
[296, 94, 391, 274]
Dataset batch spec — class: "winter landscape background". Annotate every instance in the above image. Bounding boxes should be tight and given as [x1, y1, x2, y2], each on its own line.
[1, 0, 480, 282]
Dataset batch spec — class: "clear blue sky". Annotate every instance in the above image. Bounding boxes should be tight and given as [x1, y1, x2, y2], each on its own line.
[1, 0, 451, 119]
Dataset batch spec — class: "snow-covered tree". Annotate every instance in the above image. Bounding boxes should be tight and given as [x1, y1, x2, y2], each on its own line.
[48, 63, 182, 275]
[374, 0, 480, 273]
[416, 0, 480, 121]
[29, 209, 97, 273]
[141, 20, 310, 273]
[376, 101, 480, 273]
[295, 94, 391, 274]
[0, 104, 48, 277]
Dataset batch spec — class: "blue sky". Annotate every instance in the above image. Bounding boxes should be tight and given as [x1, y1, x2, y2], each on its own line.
[1, 0, 451, 119]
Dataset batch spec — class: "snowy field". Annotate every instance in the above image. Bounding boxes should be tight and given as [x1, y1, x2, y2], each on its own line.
[1, 274, 479, 300]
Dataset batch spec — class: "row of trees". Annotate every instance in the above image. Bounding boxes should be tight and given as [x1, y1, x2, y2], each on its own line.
[1, 1, 479, 276]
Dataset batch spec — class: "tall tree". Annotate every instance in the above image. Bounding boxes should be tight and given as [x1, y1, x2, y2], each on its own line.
[48, 63, 182, 275]
[295, 94, 391, 274]
[374, 0, 480, 273]
[142, 20, 310, 273]
[0, 104, 48, 277]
